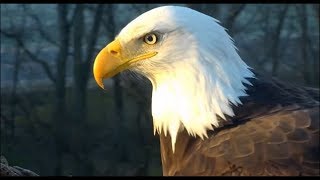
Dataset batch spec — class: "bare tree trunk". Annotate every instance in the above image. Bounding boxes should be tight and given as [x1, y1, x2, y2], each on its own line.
[72, 4, 86, 123]
[113, 74, 127, 161]
[6, 42, 23, 155]
[9, 43, 21, 138]
[72, 4, 104, 124]
[53, 4, 70, 175]
[72, 5, 87, 175]
[104, 4, 128, 165]
[301, 5, 310, 85]
[257, 6, 272, 70]
[297, 5, 313, 85]
[271, 5, 289, 76]
[71, 4, 105, 175]
[311, 4, 320, 87]
[312, 4, 319, 22]
[305, 4, 319, 87]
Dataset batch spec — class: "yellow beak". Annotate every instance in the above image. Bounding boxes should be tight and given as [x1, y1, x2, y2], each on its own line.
[93, 39, 157, 89]
[93, 40, 124, 89]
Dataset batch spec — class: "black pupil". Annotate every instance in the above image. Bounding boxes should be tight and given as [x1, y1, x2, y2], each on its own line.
[147, 35, 154, 42]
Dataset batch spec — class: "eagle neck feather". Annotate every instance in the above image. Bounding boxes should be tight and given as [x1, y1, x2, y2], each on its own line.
[149, 49, 254, 152]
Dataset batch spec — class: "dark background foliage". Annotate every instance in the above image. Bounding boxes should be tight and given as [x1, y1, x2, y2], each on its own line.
[1, 4, 319, 176]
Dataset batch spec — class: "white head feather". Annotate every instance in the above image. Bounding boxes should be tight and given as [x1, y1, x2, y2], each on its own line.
[117, 6, 254, 152]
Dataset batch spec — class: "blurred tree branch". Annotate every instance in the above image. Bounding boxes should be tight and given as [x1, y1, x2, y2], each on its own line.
[187, 4, 246, 36]
[131, 4, 154, 15]
[232, 6, 261, 35]
[0, 30, 56, 83]
[224, 4, 246, 35]
[21, 5, 59, 47]
[187, 4, 220, 19]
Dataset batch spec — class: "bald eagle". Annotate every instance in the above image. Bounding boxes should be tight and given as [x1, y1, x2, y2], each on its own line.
[93, 6, 319, 176]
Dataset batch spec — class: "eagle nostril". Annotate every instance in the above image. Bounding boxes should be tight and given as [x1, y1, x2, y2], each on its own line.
[110, 50, 118, 56]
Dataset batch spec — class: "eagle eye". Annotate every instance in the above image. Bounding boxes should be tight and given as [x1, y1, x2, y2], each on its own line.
[144, 33, 157, 45]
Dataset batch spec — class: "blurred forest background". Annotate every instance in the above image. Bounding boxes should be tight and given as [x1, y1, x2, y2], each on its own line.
[0, 3, 319, 176]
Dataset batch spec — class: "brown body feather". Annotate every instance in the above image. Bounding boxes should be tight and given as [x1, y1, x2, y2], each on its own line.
[159, 73, 319, 176]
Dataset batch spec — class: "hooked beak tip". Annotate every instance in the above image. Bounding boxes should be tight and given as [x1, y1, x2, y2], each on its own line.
[96, 78, 105, 90]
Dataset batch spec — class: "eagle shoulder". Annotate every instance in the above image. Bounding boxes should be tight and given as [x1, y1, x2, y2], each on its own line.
[159, 74, 319, 176]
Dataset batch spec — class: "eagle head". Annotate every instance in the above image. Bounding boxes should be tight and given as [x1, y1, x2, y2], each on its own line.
[93, 6, 254, 152]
